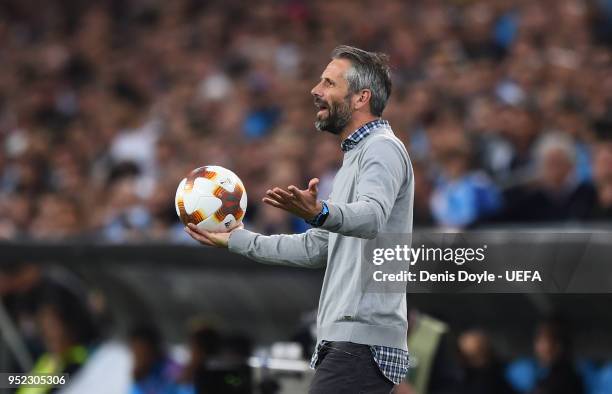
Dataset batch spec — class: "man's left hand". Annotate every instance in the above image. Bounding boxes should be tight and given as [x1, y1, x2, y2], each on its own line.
[185, 222, 243, 248]
[262, 178, 323, 220]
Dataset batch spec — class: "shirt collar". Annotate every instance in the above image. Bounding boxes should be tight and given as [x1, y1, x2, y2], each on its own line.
[340, 119, 390, 152]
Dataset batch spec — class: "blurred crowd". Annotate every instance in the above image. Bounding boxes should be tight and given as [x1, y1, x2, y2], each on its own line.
[3, 263, 612, 394]
[0, 263, 256, 394]
[1, 0, 612, 242]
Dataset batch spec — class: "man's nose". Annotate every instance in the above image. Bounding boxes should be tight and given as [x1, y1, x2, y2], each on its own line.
[311, 83, 321, 97]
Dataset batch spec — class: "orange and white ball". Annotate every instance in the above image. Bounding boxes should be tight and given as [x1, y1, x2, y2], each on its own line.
[175, 165, 247, 232]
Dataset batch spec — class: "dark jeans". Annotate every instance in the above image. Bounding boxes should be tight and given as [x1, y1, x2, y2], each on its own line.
[309, 341, 394, 394]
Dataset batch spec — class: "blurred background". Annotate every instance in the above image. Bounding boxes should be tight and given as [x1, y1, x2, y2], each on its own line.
[1, 0, 612, 393]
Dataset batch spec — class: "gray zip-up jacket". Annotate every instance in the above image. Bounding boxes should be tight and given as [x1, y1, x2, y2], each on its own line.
[228, 123, 414, 351]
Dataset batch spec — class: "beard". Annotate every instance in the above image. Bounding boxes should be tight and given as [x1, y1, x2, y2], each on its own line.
[314, 95, 353, 135]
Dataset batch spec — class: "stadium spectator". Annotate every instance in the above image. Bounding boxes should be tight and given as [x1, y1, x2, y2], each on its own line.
[0, 0, 610, 237]
[497, 132, 595, 223]
[0, 263, 100, 373]
[430, 129, 501, 228]
[530, 319, 585, 394]
[30, 194, 83, 240]
[411, 159, 435, 227]
[128, 324, 183, 394]
[457, 329, 516, 394]
[16, 287, 100, 394]
[586, 120, 612, 220]
[177, 324, 221, 394]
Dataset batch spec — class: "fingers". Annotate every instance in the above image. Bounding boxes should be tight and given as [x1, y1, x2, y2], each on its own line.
[262, 197, 284, 209]
[186, 222, 201, 235]
[266, 186, 299, 206]
[265, 184, 314, 213]
[185, 223, 234, 248]
[228, 221, 244, 231]
[187, 222, 207, 236]
[184, 225, 215, 246]
[274, 187, 294, 200]
[265, 189, 284, 202]
[308, 178, 320, 195]
[287, 185, 309, 206]
[287, 184, 301, 196]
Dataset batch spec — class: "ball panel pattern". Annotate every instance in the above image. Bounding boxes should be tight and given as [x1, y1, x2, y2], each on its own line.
[212, 183, 245, 222]
[175, 165, 247, 230]
[176, 167, 218, 226]
[176, 194, 207, 226]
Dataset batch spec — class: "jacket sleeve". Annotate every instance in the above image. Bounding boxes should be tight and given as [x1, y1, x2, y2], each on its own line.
[227, 227, 328, 268]
[319, 138, 408, 239]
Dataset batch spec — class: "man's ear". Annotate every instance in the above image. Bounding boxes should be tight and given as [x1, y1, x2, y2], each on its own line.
[353, 89, 371, 111]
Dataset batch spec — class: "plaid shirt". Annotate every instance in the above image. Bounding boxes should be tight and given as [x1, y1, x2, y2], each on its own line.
[310, 341, 409, 385]
[340, 118, 391, 152]
[311, 120, 408, 385]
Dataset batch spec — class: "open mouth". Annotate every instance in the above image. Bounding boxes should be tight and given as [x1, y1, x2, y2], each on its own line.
[315, 100, 329, 117]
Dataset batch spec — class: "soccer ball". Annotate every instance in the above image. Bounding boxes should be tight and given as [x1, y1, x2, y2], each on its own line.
[175, 165, 247, 232]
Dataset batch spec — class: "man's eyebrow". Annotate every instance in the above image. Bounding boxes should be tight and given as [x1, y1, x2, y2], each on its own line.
[321, 76, 335, 85]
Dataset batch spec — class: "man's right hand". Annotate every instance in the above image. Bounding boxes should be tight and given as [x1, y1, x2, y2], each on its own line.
[184, 222, 243, 248]
[262, 178, 322, 221]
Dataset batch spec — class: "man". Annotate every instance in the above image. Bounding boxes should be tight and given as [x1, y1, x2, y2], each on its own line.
[186, 45, 414, 393]
[530, 319, 584, 394]
[586, 119, 612, 220]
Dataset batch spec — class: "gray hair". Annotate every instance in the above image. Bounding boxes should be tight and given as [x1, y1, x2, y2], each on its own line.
[331, 45, 392, 117]
[535, 132, 577, 165]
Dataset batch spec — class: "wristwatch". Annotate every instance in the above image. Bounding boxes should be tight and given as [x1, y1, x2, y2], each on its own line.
[306, 201, 329, 227]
